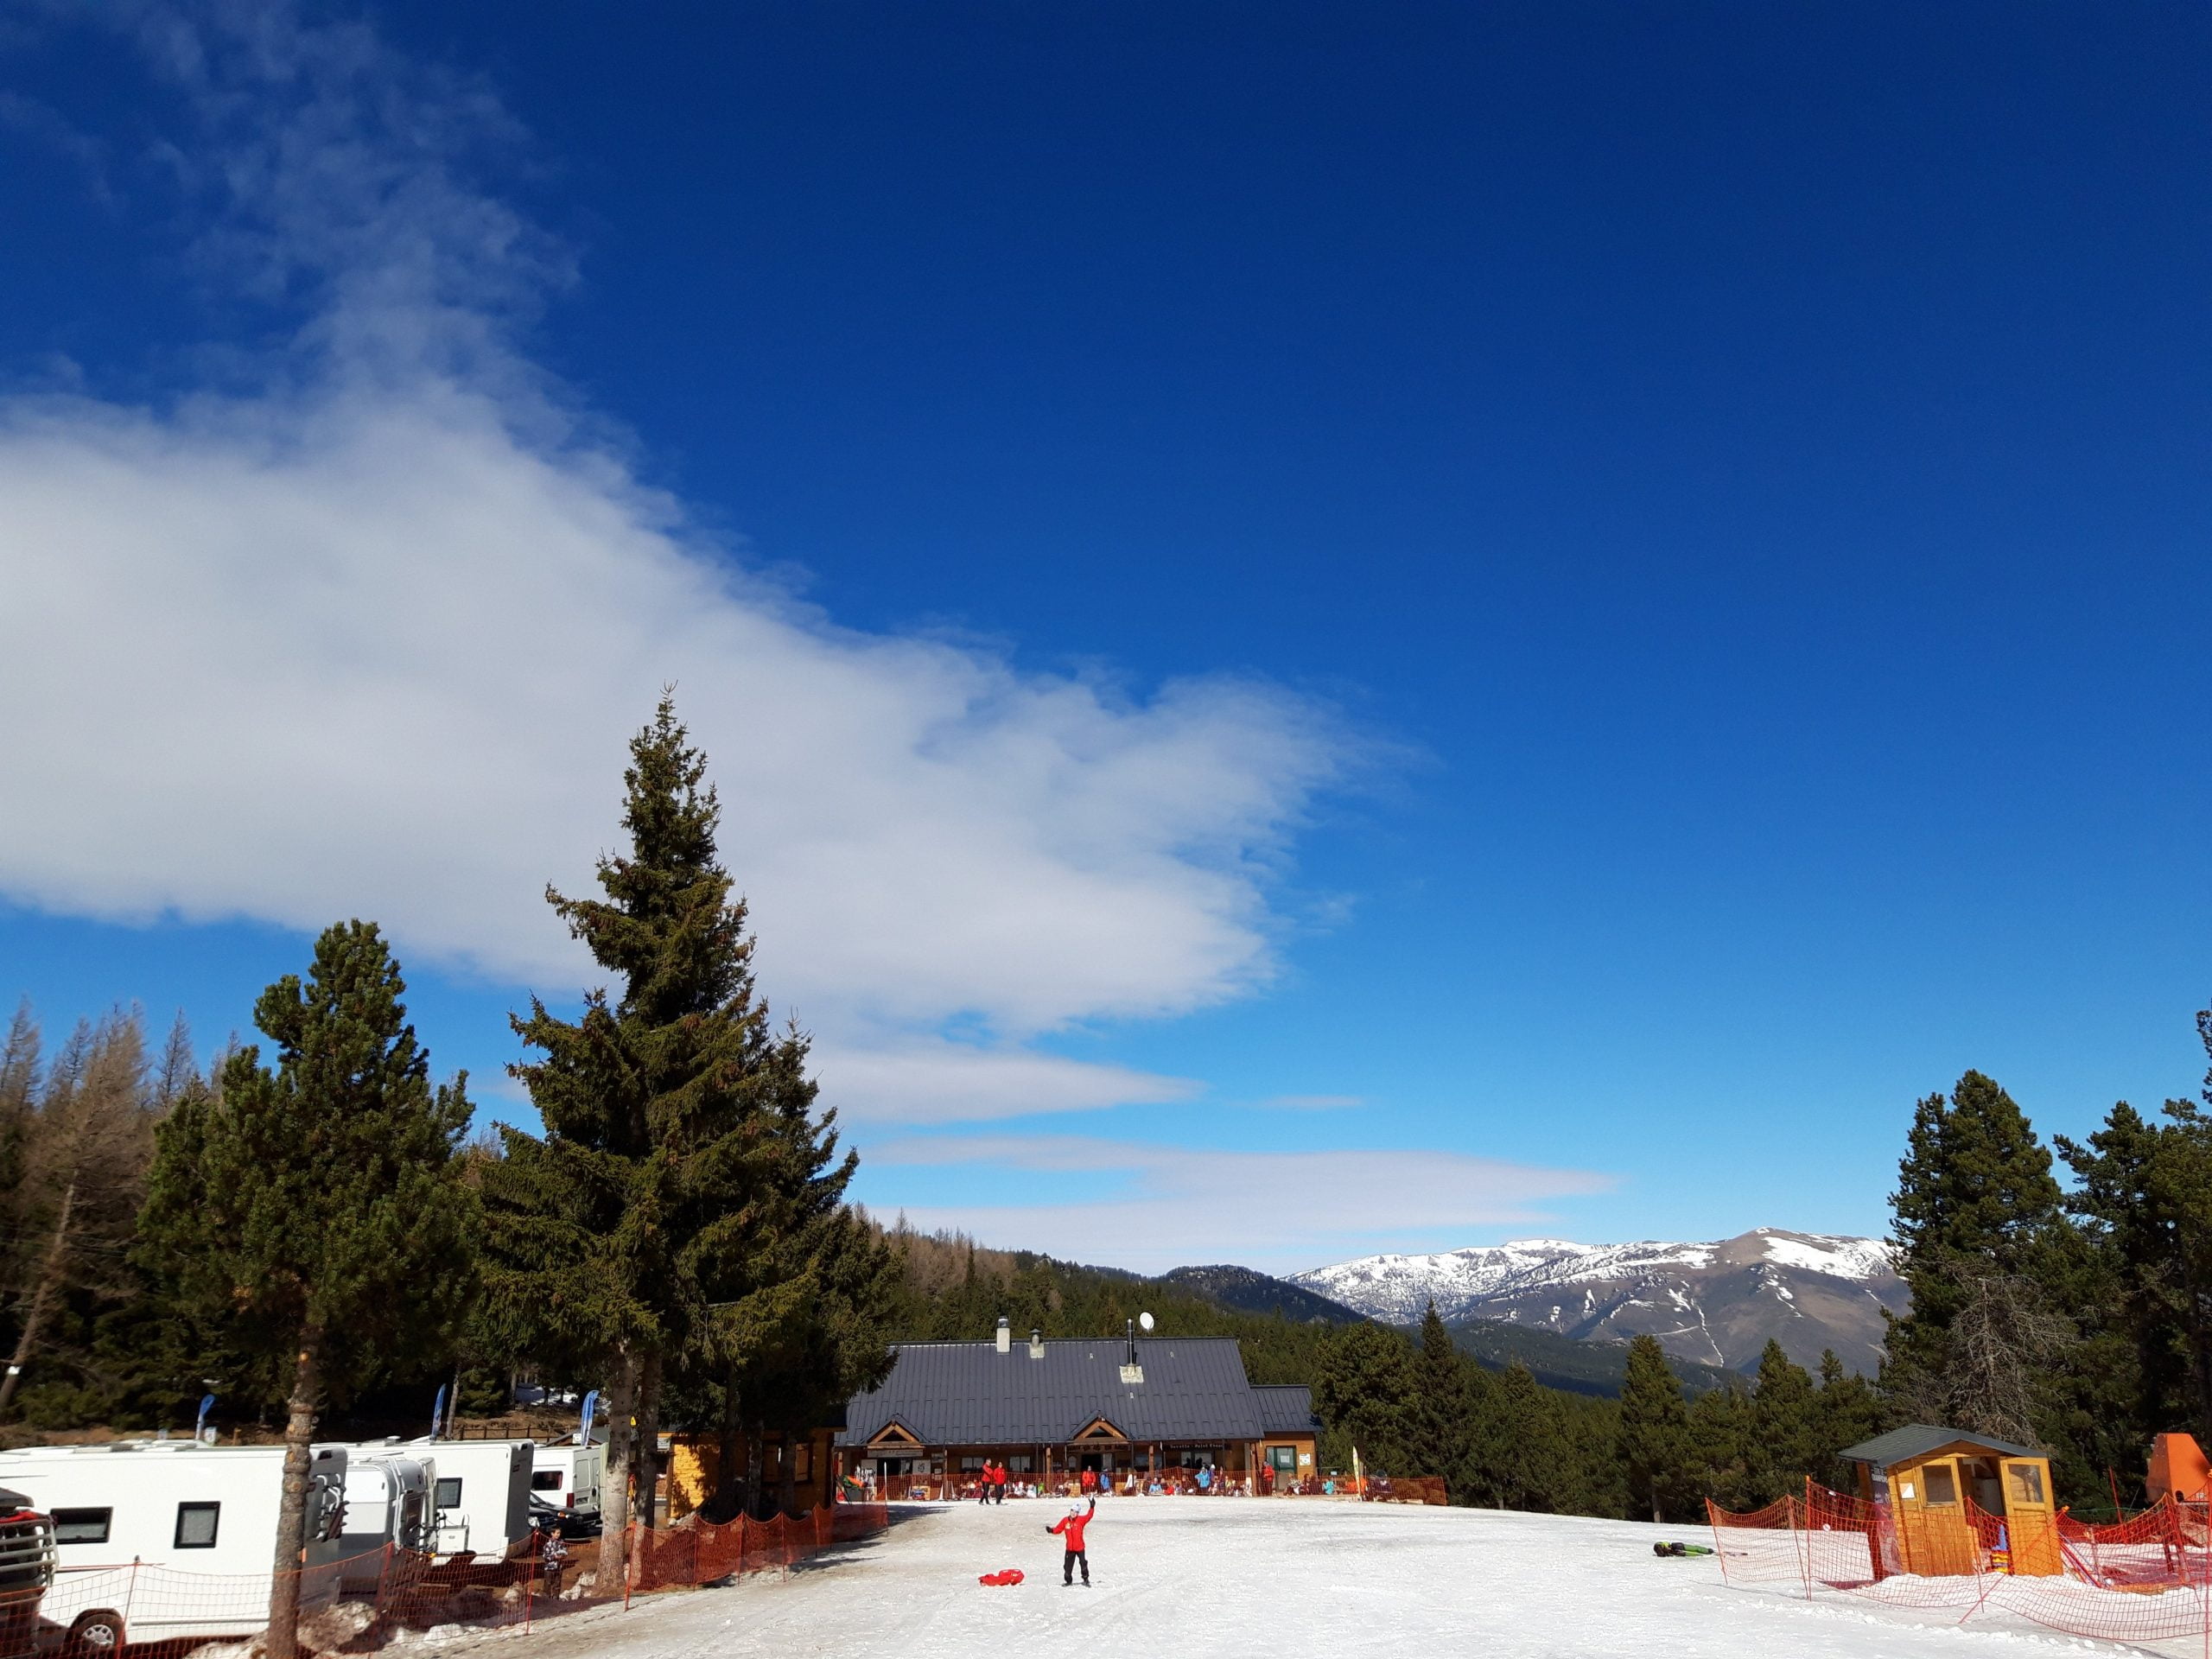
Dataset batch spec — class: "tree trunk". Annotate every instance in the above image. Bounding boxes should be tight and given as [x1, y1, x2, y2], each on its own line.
[778, 1428, 798, 1517]
[266, 1324, 322, 1659]
[631, 1351, 663, 1533]
[710, 1376, 741, 1522]
[0, 1180, 73, 1421]
[741, 1423, 763, 1520]
[594, 1348, 638, 1590]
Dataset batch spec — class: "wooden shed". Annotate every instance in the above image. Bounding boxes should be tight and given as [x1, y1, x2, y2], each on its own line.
[1840, 1424, 2060, 1576]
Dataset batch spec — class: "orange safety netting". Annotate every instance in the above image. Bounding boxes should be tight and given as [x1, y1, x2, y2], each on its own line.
[24, 1500, 893, 1657]
[1708, 1482, 2212, 1647]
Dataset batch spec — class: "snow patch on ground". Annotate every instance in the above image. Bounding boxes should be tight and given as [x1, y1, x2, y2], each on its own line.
[421, 1499, 2178, 1659]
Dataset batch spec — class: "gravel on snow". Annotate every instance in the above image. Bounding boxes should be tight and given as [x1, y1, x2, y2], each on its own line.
[418, 1499, 2166, 1659]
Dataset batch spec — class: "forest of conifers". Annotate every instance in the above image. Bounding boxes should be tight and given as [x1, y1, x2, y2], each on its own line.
[2, 700, 2209, 1537]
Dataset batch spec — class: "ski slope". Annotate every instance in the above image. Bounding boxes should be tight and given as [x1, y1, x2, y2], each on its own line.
[423, 1497, 2186, 1659]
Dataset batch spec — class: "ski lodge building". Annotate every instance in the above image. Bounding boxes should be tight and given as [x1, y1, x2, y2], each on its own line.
[836, 1320, 1321, 1496]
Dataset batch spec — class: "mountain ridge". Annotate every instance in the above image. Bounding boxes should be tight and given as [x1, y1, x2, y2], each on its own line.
[1291, 1227, 1908, 1375]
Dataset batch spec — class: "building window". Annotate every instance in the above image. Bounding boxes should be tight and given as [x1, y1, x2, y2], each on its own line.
[435, 1478, 463, 1510]
[959, 1457, 985, 1472]
[175, 1503, 219, 1548]
[1007, 1456, 1033, 1473]
[52, 1509, 110, 1545]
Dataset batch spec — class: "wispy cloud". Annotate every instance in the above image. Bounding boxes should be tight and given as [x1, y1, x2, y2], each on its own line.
[864, 1135, 1615, 1273]
[0, 3, 1365, 1125]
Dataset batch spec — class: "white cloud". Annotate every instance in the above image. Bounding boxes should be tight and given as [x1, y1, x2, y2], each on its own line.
[0, 3, 1359, 1124]
[862, 1135, 1617, 1274]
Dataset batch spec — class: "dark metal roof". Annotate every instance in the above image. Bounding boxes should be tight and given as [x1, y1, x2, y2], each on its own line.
[837, 1338, 1272, 1447]
[1253, 1384, 1319, 1435]
[1839, 1424, 2039, 1467]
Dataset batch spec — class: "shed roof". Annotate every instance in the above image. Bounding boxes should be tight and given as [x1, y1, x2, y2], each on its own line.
[1838, 1424, 2039, 1467]
[1253, 1384, 1320, 1435]
[837, 1338, 1271, 1447]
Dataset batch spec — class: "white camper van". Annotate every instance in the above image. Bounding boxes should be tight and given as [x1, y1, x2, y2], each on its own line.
[330, 1451, 435, 1592]
[528, 1439, 603, 1529]
[0, 1441, 348, 1652]
[408, 1440, 531, 1559]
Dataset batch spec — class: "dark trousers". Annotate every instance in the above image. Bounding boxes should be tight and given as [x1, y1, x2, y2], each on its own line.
[1063, 1548, 1088, 1585]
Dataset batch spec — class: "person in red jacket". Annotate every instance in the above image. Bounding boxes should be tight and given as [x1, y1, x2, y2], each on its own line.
[1047, 1497, 1096, 1586]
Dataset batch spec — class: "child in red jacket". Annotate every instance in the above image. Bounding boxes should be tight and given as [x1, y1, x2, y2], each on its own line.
[1047, 1497, 1096, 1586]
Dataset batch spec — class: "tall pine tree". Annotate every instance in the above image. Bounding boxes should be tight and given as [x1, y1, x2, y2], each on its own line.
[1885, 1071, 2071, 1440]
[138, 924, 472, 1659]
[483, 699, 861, 1574]
[1618, 1334, 1690, 1522]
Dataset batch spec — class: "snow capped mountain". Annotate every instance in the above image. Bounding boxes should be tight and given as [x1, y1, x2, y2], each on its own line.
[1292, 1228, 1907, 1376]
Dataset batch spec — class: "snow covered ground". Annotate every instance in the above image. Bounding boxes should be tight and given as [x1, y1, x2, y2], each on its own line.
[420, 1499, 2182, 1659]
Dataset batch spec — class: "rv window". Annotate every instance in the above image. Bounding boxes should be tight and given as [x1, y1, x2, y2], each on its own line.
[175, 1503, 219, 1548]
[52, 1509, 110, 1545]
[531, 1471, 563, 1491]
[435, 1478, 462, 1510]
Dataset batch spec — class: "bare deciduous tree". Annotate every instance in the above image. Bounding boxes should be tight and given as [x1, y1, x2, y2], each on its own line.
[0, 1008, 166, 1421]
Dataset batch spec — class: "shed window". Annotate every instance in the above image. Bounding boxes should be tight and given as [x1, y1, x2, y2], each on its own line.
[1923, 1465, 1956, 1505]
[175, 1503, 219, 1548]
[435, 1478, 462, 1510]
[2006, 1463, 2045, 1505]
[52, 1509, 110, 1545]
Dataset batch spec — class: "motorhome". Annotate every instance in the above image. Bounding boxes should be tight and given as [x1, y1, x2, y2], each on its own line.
[407, 1440, 532, 1559]
[0, 1441, 347, 1652]
[329, 1450, 435, 1593]
[528, 1438, 603, 1527]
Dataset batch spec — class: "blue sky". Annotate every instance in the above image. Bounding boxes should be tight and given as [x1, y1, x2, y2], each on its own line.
[2, 2, 2207, 1272]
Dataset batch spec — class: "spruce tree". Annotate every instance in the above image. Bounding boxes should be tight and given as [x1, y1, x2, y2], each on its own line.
[1618, 1334, 1690, 1522]
[1809, 1350, 1882, 1491]
[1311, 1321, 1418, 1475]
[483, 699, 852, 1576]
[137, 924, 472, 1659]
[1885, 1071, 2070, 1429]
[1412, 1302, 1471, 1496]
[1745, 1340, 1817, 1503]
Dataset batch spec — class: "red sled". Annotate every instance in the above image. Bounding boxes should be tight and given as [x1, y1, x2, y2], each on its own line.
[978, 1568, 1026, 1586]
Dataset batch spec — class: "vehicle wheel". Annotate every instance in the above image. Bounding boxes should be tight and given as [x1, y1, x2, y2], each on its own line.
[64, 1610, 124, 1657]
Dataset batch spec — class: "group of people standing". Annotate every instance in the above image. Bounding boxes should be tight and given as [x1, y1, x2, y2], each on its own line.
[973, 1459, 1013, 1503]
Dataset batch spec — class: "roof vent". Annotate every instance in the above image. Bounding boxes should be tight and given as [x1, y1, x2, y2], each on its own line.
[1029, 1329, 1045, 1359]
[995, 1317, 1011, 1355]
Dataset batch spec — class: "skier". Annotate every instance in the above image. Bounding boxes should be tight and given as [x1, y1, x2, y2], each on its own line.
[992, 1461, 1007, 1504]
[977, 1460, 994, 1505]
[1047, 1497, 1096, 1586]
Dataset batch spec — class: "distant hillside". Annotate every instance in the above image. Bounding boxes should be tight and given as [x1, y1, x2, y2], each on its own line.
[1160, 1264, 1365, 1325]
[1446, 1317, 1735, 1398]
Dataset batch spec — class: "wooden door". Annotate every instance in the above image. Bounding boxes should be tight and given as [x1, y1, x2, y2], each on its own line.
[2002, 1459, 2062, 1576]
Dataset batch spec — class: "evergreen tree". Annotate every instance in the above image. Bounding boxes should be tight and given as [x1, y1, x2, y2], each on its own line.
[2056, 1008, 2212, 1451]
[1745, 1340, 1817, 1503]
[1885, 1071, 2072, 1437]
[137, 924, 472, 1659]
[1809, 1350, 1882, 1491]
[1410, 1302, 1471, 1494]
[1687, 1382, 1753, 1511]
[483, 699, 849, 1577]
[1488, 1360, 1575, 1511]
[1311, 1320, 1418, 1475]
[1618, 1334, 1691, 1521]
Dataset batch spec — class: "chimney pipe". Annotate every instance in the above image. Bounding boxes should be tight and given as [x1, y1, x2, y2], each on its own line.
[1029, 1329, 1045, 1359]
[995, 1317, 1011, 1355]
